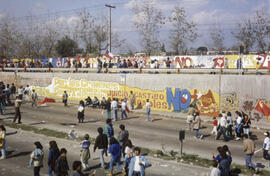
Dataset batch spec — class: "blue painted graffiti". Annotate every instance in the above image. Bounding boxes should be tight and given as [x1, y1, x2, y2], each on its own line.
[166, 88, 191, 111]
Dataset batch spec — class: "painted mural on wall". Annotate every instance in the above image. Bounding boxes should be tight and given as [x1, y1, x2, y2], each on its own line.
[3, 54, 270, 69]
[220, 92, 239, 112]
[31, 77, 220, 116]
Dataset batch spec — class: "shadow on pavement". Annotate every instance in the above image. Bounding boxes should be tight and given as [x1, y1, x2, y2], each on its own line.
[60, 122, 77, 126]
[9, 151, 32, 159]
[83, 120, 100, 123]
[6, 131, 17, 136]
[152, 118, 162, 122]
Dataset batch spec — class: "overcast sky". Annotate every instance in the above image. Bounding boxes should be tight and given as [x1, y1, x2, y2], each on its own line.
[0, 0, 269, 52]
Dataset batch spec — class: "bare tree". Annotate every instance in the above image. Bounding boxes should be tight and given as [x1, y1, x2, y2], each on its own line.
[42, 23, 60, 57]
[77, 9, 96, 54]
[129, 0, 165, 55]
[233, 19, 256, 53]
[169, 6, 197, 55]
[252, 11, 270, 53]
[210, 26, 224, 53]
[0, 16, 21, 58]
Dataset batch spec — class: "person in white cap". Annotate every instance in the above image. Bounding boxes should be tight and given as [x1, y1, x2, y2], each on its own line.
[263, 132, 270, 162]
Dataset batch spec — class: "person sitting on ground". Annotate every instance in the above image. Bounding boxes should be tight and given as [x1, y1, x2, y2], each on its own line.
[72, 161, 96, 176]
[92, 97, 99, 108]
[100, 97, 106, 109]
[85, 97, 92, 107]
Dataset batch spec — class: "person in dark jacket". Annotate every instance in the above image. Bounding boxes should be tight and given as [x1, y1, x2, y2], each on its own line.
[77, 100, 85, 123]
[72, 161, 96, 176]
[93, 127, 108, 169]
[118, 124, 129, 157]
[48, 141, 60, 176]
[108, 137, 125, 176]
[55, 148, 69, 176]
[218, 149, 230, 176]
[105, 98, 111, 119]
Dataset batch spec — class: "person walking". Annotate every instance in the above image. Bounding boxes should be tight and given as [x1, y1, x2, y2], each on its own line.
[77, 100, 85, 123]
[128, 147, 151, 176]
[111, 98, 118, 121]
[216, 114, 228, 141]
[118, 124, 129, 157]
[105, 98, 111, 119]
[31, 89, 38, 108]
[235, 111, 243, 140]
[55, 148, 69, 176]
[13, 96, 22, 124]
[129, 91, 135, 110]
[211, 117, 218, 136]
[93, 127, 108, 169]
[193, 112, 203, 139]
[242, 114, 251, 138]
[48, 141, 60, 176]
[226, 112, 233, 137]
[186, 110, 194, 131]
[121, 99, 128, 120]
[104, 119, 114, 143]
[62, 91, 68, 107]
[243, 134, 258, 173]
[145, 99, 152, 122]
[80, 134, 91, 170]
[18, 86, 24, 100]
[0, 125, 6, 159]
[29, 141, 44, 176]
[108, 137, 125, 176]
[263, 132, 270, 162]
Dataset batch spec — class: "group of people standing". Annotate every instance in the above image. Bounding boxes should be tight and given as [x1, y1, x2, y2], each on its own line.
[74, 91, 152, 124]
[26, 121, 150, 176]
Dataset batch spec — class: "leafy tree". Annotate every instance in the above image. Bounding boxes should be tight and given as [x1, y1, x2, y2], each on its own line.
[55, 36, 79, 57]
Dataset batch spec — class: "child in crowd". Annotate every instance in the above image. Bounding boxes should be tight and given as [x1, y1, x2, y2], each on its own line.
[210, 160, 221, 176]
[80, 134, 91, 170]
[211, 117, 218, 136]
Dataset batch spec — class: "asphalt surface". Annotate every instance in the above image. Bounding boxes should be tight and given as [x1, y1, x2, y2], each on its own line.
[0, 102, 269, 175]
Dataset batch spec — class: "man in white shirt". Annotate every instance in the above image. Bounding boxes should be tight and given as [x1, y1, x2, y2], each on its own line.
[128, 147, 150, 176]
[111, 98, 118, 121]
[216, 113, 228, 141]
[263, 132, 270, 161]
[121, 99, 128, 120]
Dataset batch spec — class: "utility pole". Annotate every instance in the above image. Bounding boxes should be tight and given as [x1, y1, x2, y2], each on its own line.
[105, 4, 116, 52]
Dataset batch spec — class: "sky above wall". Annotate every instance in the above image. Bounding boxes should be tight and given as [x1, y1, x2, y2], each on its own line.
[0, 0, 269, 53]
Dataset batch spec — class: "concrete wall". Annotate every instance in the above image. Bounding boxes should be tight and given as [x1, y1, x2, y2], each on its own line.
[1, 72, 270, 127]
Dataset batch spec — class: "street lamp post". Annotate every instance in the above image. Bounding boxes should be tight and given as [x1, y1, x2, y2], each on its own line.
[105, 4, 116, 52]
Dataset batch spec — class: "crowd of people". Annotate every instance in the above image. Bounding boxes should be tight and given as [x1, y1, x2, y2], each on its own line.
[186, 108, 270, 175]
[2, 80, 270, 176]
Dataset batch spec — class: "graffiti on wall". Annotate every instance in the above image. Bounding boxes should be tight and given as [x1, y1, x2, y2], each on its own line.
[31, 77, 220, 116]
[220, 92, 239, 112]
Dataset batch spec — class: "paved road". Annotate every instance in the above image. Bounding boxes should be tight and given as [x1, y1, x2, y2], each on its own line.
[0, 127, 213, 176]
[0, 102, 269, 173]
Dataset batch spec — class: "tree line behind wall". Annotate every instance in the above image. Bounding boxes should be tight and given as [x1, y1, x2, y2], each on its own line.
[0, 0, 270, 58]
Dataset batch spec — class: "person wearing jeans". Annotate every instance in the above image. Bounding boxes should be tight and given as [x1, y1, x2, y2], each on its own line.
[145, 99, 152, 121]
[93, 127, 108, 169]
[111, 98, 118, 121]
[121, 99, 128, 120]
[243, 134, 258, 173]
[193, 112, 203, 139]
[108, 137, 125, 176]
